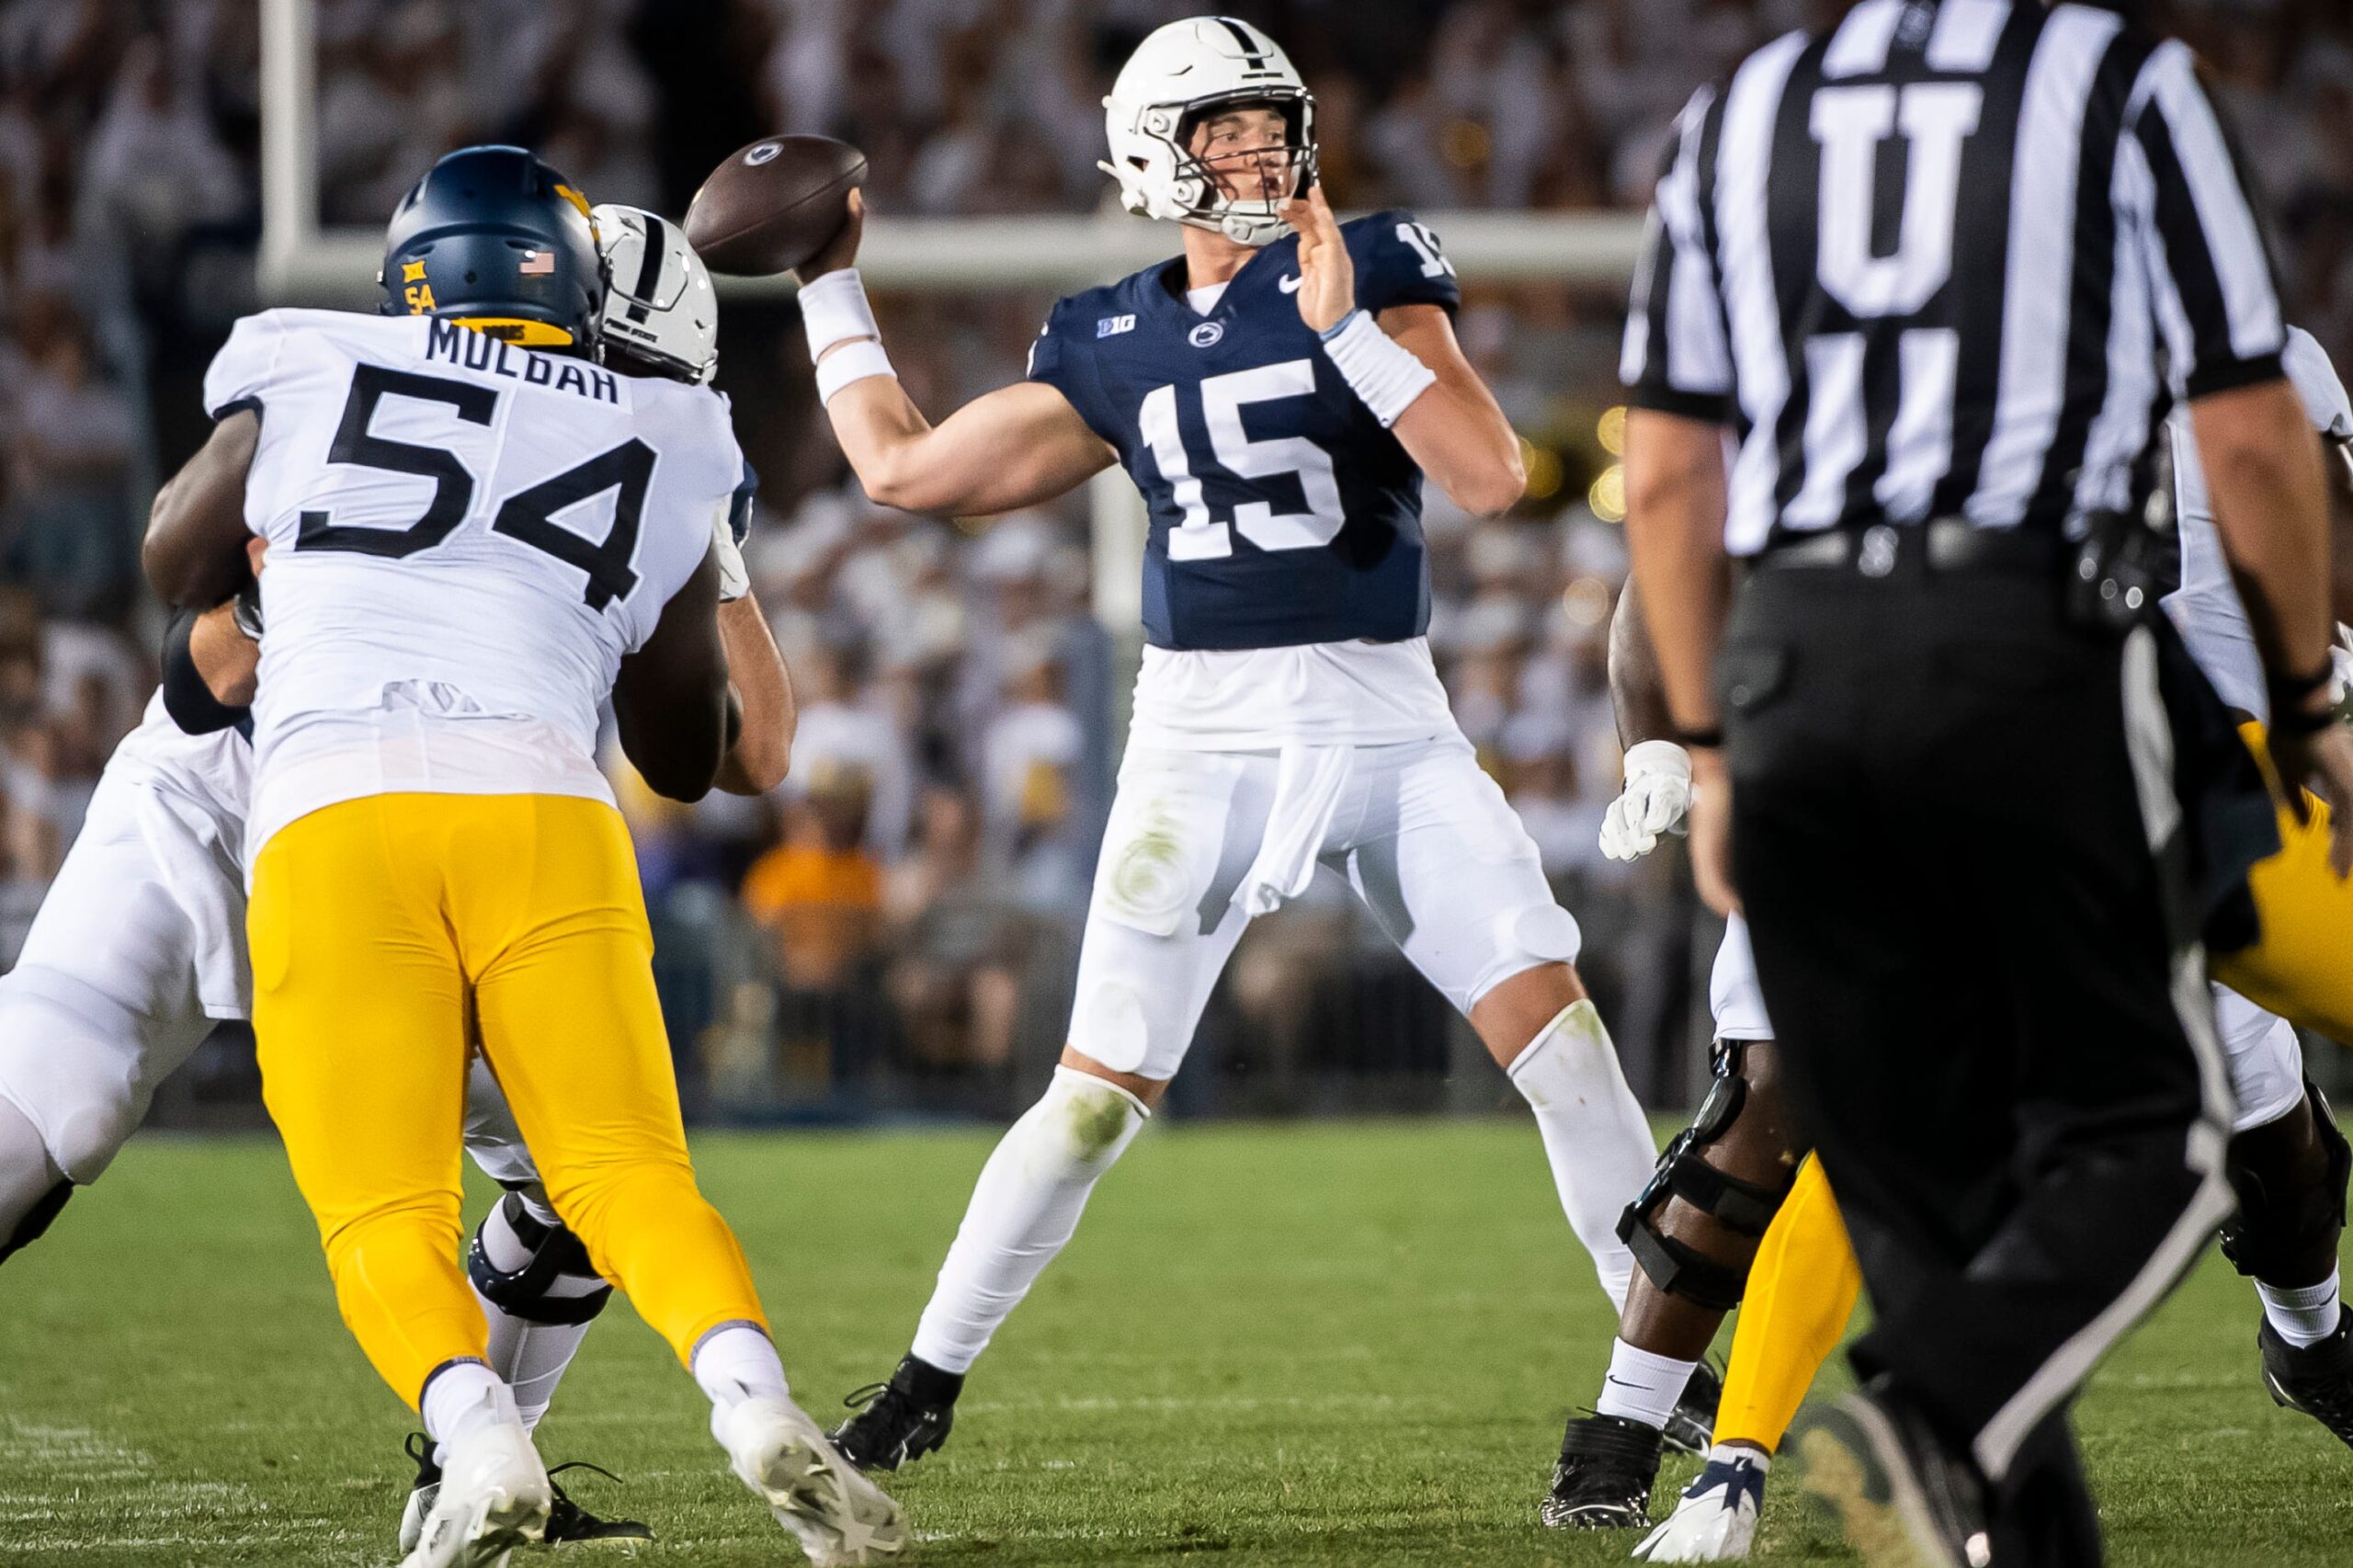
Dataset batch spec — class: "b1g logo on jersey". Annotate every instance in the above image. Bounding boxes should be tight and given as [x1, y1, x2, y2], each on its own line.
[1097, 313, 1137, 339]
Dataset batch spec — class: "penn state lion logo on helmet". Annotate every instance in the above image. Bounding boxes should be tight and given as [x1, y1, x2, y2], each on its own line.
[1098, 16, 1316, 248]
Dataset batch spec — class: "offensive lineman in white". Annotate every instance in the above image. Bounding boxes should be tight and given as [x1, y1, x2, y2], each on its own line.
[0, 196, 806, 1553]
[799, 19, 1685, 1506]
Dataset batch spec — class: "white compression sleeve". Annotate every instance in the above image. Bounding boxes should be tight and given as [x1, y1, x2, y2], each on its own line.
[909, 1067, 1149, 1374]
[1506, 999, 1657, 1311]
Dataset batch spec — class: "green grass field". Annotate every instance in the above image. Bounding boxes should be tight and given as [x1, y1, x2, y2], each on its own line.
[0, 1119, 2345, 1566]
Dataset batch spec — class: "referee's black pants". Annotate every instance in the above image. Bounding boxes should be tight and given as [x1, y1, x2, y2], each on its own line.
[1722, 549, 2234, 1562]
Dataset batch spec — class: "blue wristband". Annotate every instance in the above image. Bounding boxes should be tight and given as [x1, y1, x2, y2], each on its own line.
[1317, 308, 1364, 344]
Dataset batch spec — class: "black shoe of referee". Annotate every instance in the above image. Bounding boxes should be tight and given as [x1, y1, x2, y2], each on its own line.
[2260, 1304, 2353, 1450]
[831, 1354, 962, 1471]
[1791, 1381, 1989, 1568]
[1540, 1414, 1662, 1528]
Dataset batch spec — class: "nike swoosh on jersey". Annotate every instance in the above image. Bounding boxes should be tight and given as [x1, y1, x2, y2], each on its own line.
[1279, 274, 1302, 293]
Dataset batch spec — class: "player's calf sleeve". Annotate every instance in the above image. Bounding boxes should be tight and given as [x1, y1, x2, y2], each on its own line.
[1506, 1000, 1654, 1310]
[910, 1066, 1148, 1375]
[0, 1096, 69, 1267]
[1714, 1156, 1862, 1453]
[468, 1191, 613, 1430]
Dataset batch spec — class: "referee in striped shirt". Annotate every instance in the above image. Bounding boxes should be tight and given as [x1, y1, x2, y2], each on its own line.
[1622, 2, 2353, 1562]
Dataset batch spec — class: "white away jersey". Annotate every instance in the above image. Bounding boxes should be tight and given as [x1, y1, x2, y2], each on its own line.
[2165, 326, 2353, 722]
[204, 310, 739, 858]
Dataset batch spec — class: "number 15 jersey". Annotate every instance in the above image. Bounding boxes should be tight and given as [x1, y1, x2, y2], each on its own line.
[1028, 210, 1460, 653]
[202, 310, 741, 862]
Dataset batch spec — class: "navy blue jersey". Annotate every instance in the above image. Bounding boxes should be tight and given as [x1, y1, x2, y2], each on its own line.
[1028, 210, 1460, 651]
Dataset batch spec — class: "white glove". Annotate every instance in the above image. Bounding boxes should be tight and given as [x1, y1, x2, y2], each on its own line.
[711, 507, 750, 603]
[1600, 740, 1693, 862]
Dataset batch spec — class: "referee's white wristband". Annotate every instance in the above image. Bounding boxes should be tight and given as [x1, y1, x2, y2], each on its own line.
[799, 268, 881, 363]
[814, 338, 895, 404]
[1319, 309, 1436, 428]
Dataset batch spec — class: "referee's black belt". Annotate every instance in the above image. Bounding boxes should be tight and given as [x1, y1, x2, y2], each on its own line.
[1747, 518, 2064, 577]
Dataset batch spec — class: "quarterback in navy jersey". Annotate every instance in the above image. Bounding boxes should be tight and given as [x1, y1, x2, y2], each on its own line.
[804, 16, 1683, 1516]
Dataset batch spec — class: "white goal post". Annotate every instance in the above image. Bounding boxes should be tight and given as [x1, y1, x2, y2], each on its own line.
[257, 0, 1645, 638]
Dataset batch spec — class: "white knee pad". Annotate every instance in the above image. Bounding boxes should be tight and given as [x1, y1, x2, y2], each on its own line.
[0, 973, 194, 1184]
[1037, 1065, 1151, 1167]
[1461, 901, 1583, 1011]
[2216, 987, 2306, 1133]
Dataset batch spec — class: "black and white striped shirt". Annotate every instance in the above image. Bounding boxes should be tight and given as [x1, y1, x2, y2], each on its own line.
[1621, 0, 2285, 556]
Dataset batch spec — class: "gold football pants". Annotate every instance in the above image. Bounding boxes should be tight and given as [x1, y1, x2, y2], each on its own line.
[1717, 721, 2350, 1451]
[249, 792, 767, 1411]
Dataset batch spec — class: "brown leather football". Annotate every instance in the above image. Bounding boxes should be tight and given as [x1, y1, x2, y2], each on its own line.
[682, 135, 867, 277]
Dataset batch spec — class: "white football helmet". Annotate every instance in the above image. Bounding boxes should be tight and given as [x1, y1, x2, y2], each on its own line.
[1099, 16, 1316, 247]
[592, 202, 719, 383]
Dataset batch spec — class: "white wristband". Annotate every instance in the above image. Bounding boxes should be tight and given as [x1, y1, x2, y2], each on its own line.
[814, 339, 895, 403]
[798, 268, 881, 363]
[1320, 309, 1436, 427]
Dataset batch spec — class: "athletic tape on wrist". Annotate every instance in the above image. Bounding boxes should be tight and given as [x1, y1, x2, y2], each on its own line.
[814, 339, 895, 403]
[799, 268, 881, 363]
[1320, 309, 1436, 428]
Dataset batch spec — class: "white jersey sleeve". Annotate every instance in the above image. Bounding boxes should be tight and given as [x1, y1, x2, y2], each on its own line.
[2165, 324, 2347, 723]
[202, 312, 290, 420]
[213, 309, 742, 858]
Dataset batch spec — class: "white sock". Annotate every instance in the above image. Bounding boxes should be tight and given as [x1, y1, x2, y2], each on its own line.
[1593, 1337, 1699, 1431]
[420, 1361, 517, 1452]
[1708, 1440, 1769, 1471]
[2259, 1267, 2343, 1349]
[692, 1322, 790, 1411]
[1506, 1000, 1656, 1310]
[472, 1200, 605, 1431]
[909, 1066, 1149, 1374]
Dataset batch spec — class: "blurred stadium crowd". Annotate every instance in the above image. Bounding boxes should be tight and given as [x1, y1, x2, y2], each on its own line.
[0, 0, 2347, 1120]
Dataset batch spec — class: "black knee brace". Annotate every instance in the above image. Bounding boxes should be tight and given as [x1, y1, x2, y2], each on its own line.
[1615, 1040, 1795, 1311]
[2221, 1078, 2351, 1281]
[467, 1191, 614, 1326]
[0, 1178, 74, 1267]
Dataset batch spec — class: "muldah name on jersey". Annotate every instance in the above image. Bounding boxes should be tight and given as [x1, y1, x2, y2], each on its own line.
[425, 319, 619, 403]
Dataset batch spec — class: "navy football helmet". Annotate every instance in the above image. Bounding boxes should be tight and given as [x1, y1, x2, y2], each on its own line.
[379, 146, 602, 350]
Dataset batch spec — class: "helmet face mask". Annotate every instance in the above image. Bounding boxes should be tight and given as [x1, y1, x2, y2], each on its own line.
[1101, 17, 1317, 248]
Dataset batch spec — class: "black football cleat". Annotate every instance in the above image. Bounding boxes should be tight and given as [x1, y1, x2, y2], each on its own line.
[1790, 1381, 1989, 1568]
[397, 1435, 654, 1551]
[545, 1460, 654, 1543]
[2259, 1302, 2353, 1451]
[1663, 1358, 1723, 1456]
[1541, 1414, 1664, 1528]
[830, 1354, 963, 1472]
[397, 1432, 440, 1558]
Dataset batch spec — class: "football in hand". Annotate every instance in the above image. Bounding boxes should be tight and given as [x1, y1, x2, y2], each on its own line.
[683, 135, 867, 277]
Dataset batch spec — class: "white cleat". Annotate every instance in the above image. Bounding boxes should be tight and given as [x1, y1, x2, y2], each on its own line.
[398, 1415, 551, 1568]
[1632, 1453, 1767, 1562]
[715, 1393, 907, 1566]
